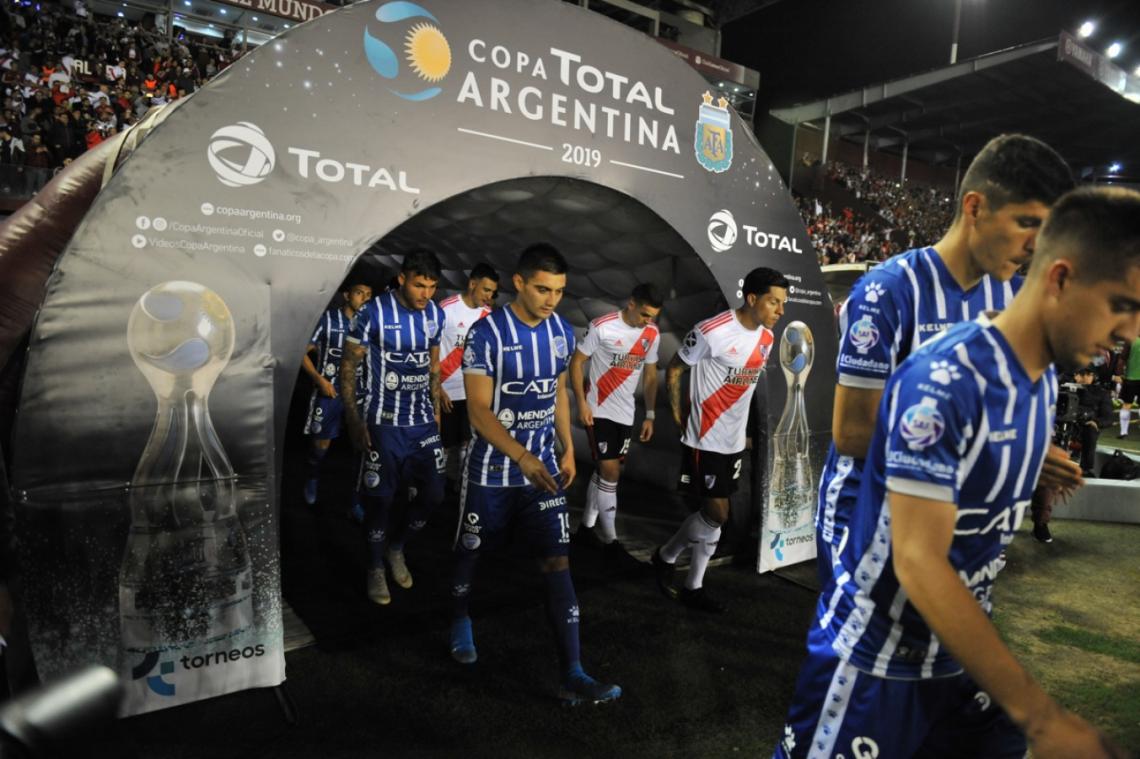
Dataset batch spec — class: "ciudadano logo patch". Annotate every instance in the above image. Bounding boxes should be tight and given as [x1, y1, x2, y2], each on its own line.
[363, 1, 451, 101]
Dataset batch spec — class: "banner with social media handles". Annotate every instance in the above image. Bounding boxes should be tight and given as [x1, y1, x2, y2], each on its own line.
[9, 0, 837, 714]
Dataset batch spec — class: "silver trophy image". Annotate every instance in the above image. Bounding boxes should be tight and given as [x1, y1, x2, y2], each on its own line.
[119, 281, 253, 702]
[766, 320, 816, 532]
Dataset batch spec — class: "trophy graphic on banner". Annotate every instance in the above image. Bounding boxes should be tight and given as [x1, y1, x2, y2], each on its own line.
[766, 321, 816, 532]
[119, 281, 253, 706]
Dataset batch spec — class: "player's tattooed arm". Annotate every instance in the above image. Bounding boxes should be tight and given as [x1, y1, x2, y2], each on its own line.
[429, 344, 442, 422]
[340, 342, 370, 451]
[666, 353, 689, 429]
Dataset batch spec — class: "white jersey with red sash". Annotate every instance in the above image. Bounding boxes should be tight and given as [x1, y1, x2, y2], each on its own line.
[578, 311, 660, 426]
[439, 294, 491, 402]
[677, 310, 774, 454]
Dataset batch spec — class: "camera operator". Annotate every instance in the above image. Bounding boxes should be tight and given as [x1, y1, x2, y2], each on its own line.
[1032, 366, 1114, 544]
[1071, 366, 1115, 476]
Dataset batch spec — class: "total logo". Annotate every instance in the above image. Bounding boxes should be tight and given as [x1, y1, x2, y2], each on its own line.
[706, 209, 804, 254]
[707, 209, 737, 253]
[363, 1, 451, 101]
[207, 121, 420, 194]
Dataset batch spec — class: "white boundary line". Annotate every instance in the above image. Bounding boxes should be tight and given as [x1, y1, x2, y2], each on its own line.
[457, 127, 553, 151]
[608, 159, 685, 179]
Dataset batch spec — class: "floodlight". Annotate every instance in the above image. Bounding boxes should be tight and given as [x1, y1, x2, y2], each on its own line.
[1078, 21, 1095, 38]
[1109, 162, 1121, 173]
[1106, 42, 1122, 58]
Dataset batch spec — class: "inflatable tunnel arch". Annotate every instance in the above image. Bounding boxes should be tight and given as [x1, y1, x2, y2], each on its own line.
[7, 0, 835, 715]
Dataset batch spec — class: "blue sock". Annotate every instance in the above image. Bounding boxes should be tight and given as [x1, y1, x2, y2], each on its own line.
[543, 569, 581, 679]
[305, 444, 328, 481]
[452, 553, 478, 620]
[363, 494, 392, 569]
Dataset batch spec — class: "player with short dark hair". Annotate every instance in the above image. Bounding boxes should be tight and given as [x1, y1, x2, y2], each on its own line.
[301, 278, 372, 506]
[449, 242, 621, 706]
[818, 134, 1078, 586]
[776, 186, 1140, 759]
[341, 249, 446, 605]
[569, 283, 662, 554]
[655, 267, 788, 612]
[438, 264, 499, 489]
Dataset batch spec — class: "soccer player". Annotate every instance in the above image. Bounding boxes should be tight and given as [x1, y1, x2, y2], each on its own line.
[341, 250, 446, 606]
[654, 267, 788, 613]
[449, 243, 621, 706]
[817, 134, 1078, 585]
[775, 186, 1140, 759]
[301, 278, 372, 505]
[568, 283, 662, 551]
[438, 264, 499, 489]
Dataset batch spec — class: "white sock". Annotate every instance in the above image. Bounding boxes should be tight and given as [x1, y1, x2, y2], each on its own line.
[581, 473, 600, 528]
[684, 524, 722, 590]
[661, 511, 719, 564]
[1121, 409, 1131, 436]
[595, 477, 619, 543]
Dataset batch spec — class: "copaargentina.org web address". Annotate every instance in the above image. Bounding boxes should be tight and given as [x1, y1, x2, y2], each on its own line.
[214, 205, 302, 225]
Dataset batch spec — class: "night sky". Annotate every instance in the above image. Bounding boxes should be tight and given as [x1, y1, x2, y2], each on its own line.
[723, 0, 1140, 111]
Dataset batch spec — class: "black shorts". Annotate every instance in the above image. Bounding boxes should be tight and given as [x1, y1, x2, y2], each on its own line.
[586, 417, 632, 461]
[678, 445, 744, 498]
[1122, 379, 1140, 405]
[440, 401, 470, 448]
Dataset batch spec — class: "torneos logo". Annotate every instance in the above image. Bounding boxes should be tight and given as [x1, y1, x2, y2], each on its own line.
[707, 209, 737, 252]
[208, 122, 275, 187]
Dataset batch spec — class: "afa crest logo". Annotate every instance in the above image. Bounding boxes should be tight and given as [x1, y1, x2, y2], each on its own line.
[363, 1, 451, 101]
[694, 91, 733, 173]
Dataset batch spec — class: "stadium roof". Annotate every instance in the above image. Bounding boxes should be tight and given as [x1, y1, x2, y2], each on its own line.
[768, 33, 1140, 179]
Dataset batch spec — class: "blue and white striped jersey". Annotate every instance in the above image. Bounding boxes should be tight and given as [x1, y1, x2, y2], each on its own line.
[462, 305, 575, 488]
[348, 291, 444, 428]
[309, 308, 352, 393]
[818, 247, 1022, 549]
[814, 315, 1056, 680]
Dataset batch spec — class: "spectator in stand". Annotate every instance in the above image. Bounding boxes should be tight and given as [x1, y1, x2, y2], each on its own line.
[23, 132, 51, 192]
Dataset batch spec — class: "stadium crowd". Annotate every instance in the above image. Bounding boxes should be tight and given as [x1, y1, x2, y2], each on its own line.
[795, 161, 957, 266]
[0, 0, 241, 194]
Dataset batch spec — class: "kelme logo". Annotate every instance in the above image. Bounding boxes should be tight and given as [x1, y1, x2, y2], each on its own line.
[207, 122, 275, 187]
[363, 2, 451, 101]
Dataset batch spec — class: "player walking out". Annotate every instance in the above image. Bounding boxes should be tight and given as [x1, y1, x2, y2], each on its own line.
[654, 267, 787, 613]
[817, 134, 1077, 585]
[438, 264, 498, 489]
[449, 243, 621, 706]
[301, 279, 372, 506]
[775, 187, 1139, 759]
[342, 250, 446, 606]
[569, 283, 662, 552]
